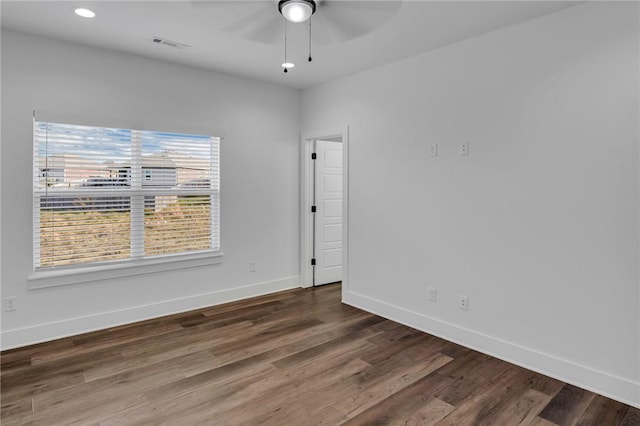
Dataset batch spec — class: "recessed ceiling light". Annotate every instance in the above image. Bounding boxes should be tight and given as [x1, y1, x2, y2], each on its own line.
[74, 8, 96, 18]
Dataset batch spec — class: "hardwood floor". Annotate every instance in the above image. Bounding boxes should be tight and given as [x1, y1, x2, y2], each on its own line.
[1, 283, 638, 425]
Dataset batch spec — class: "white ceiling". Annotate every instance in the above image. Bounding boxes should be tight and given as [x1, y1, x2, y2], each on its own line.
[1, 1, 579, 89]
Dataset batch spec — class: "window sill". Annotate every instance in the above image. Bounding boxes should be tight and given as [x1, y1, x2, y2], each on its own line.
[28, 251, 223, 289]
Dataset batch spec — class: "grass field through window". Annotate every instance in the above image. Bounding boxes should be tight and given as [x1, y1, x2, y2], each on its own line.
[39, 198, 211, 267]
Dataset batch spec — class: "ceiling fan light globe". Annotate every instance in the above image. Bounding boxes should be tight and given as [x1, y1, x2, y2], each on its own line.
[279, 0, 315, 23]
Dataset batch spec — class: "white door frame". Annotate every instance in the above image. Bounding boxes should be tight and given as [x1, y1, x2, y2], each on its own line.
[300, 126, 349, 289]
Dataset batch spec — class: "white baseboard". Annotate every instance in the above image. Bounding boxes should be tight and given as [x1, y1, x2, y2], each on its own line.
[343, 290, 640, 409]
[1, 276, 300, 351]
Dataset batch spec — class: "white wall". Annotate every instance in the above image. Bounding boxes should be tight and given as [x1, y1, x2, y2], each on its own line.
[303, 2, 640, 406]
[1, 30, 301, 348]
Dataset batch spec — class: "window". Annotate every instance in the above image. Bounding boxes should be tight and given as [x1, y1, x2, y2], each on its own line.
[33, 121, 220, 271]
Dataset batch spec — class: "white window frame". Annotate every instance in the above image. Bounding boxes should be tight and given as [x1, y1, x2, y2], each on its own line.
[30, 121, 223, 289]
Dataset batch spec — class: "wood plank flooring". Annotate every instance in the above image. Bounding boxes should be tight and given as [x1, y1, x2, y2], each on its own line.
[1, 283, 638, 425]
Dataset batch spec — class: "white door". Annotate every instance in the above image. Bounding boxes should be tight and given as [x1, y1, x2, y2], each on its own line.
[314, 140, 343, 285]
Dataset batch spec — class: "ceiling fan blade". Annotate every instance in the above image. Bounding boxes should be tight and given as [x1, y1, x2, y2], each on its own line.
[316, 1, 401, 42]
[318, 1, 401, 12]
[221, 3, 275, 33]
[190, 0, 255, 7]
[309, 16, 334, 46]
[190, 1, 282, 44]
[245, 14, 284, 44]
[313, 11, 368, 42]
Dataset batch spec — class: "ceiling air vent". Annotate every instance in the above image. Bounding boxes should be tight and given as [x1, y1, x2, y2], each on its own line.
[151, 37, 191, 50]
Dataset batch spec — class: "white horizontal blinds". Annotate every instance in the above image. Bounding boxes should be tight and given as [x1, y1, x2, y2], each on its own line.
[144, 195, 212, 255]
[34, 122, 133, 268]
[38, 200, 132, 267]
[210, 137, 221, 251]
[139, 131, 219, 256]
[34, 121, 220, 270]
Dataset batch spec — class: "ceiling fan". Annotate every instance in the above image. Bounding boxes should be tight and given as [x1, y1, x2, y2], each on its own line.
[192, 1, 402, 70]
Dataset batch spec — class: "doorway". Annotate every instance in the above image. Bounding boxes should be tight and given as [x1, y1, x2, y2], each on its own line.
[313, 138, 342, 285]
[300, 128, 349, 288]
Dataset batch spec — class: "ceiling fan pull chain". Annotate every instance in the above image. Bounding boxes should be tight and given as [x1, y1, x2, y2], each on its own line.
[308, 17, 312, 62]
[284, 20, 288, 73]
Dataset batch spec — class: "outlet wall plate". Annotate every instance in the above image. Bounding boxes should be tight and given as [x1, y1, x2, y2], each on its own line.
[459, 295, 468, 311]
[5, 297, 16, 312]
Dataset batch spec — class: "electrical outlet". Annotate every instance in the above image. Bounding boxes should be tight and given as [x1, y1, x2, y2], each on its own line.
[458, 295, 469, 311]
[459, 142, 469, 156]
[428, 287, 437, 302]
[4, 297, 16, 312]
[249, 261, 256, 272]
[429, 143, 438, 157]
